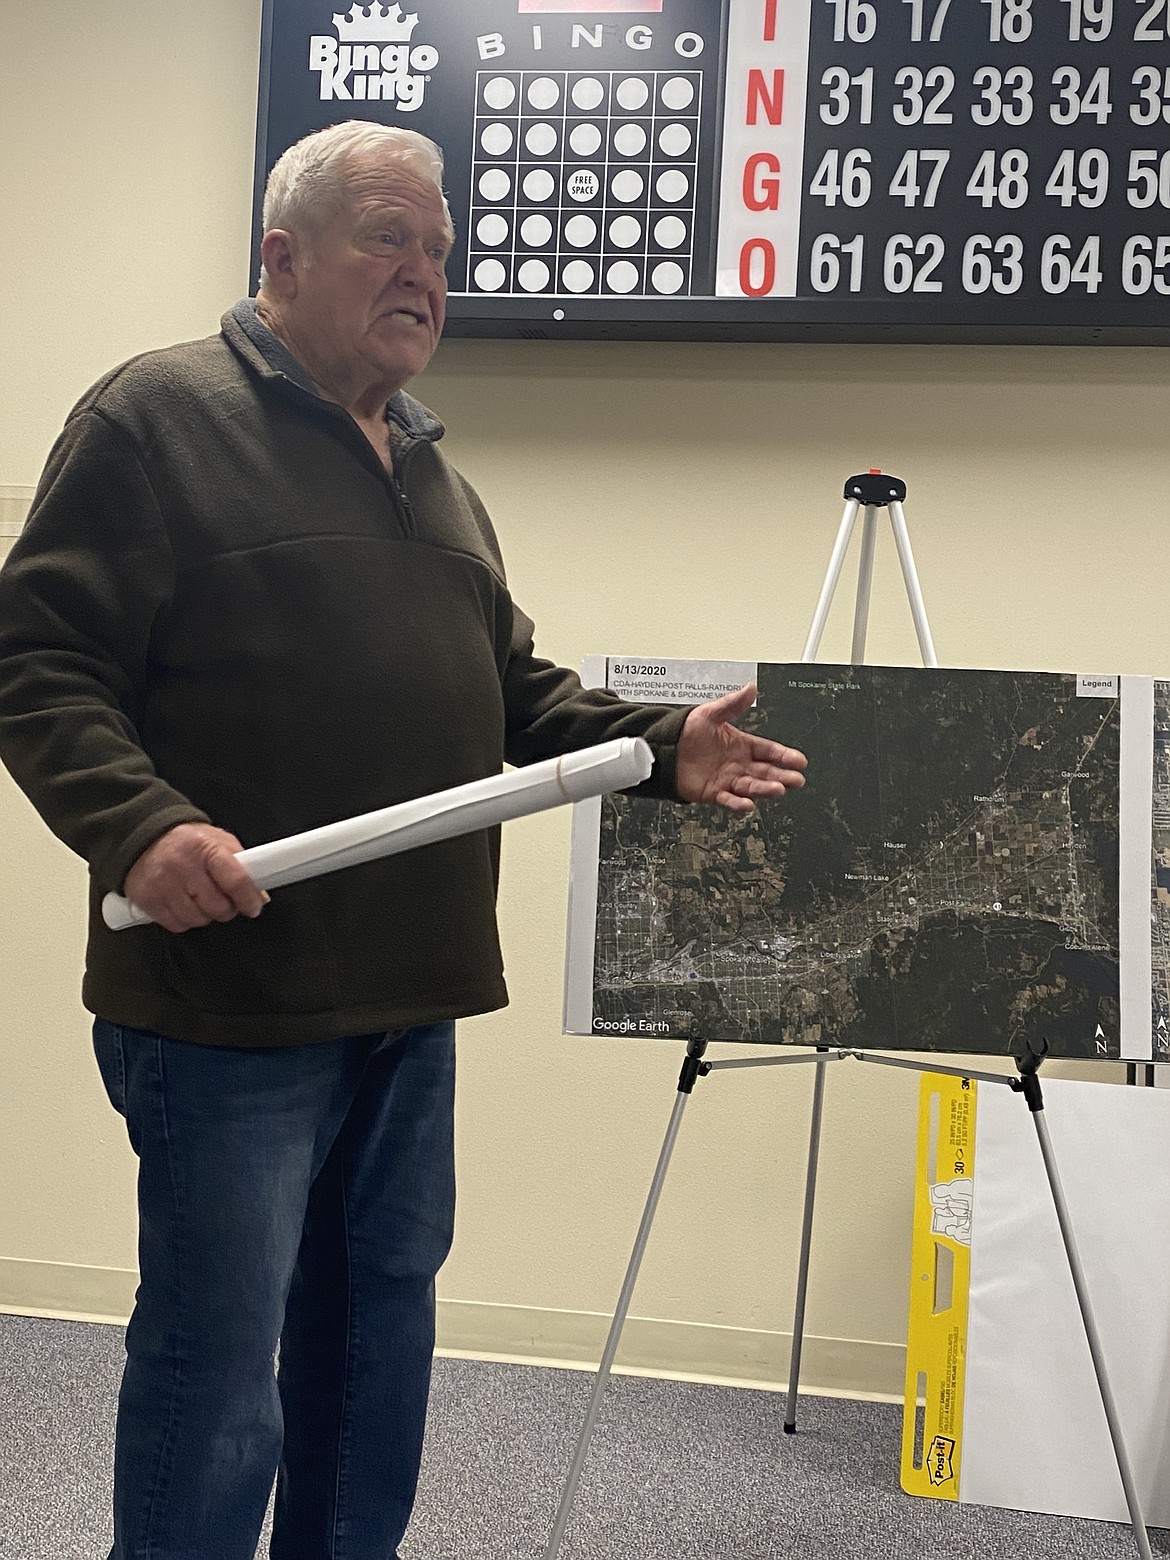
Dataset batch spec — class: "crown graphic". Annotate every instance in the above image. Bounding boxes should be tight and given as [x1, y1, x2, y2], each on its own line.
[331, 3, 419, 41]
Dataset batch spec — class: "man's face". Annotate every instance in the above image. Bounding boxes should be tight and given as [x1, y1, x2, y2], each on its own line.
[288, 156, 452, 395]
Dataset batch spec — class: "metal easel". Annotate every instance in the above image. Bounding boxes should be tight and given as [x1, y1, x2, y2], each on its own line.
[783, 469, 937, 1435]
[541, 473, 1154, 1560]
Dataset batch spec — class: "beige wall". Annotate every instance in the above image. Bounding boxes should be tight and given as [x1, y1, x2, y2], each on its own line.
[2, 0, 1168, 1396]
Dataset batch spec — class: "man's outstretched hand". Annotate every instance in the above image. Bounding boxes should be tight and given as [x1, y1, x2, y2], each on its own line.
[675, 683, 807, 814]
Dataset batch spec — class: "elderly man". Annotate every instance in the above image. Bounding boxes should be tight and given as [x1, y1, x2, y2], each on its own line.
[0, 123, 806, 1559]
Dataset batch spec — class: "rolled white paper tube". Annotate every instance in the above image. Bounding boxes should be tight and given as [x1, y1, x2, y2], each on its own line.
[102, 736, 653, 931]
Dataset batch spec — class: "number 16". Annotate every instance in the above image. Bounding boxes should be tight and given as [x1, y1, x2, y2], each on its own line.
[826, 0, 877, 43]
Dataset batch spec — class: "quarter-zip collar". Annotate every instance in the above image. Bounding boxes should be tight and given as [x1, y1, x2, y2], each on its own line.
[223, 299, 446, 468]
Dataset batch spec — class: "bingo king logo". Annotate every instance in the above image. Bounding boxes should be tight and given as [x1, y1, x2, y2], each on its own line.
[309, 3, 439, 109]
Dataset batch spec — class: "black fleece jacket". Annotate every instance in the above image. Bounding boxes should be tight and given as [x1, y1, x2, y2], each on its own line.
[0, 307, 688, 1046]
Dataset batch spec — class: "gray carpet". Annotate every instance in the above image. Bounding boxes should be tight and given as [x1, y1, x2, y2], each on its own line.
[1, 1312, 1165, 1559]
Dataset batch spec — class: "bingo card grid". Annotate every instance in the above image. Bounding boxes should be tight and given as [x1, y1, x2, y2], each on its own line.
[465, 70, 702, 301]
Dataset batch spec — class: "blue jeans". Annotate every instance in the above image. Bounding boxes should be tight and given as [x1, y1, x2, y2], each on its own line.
[92, 1018, 457, 1560]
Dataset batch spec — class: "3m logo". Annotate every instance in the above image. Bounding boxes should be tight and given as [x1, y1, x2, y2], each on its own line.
[308, 3, 439, 108]
[927, 1435, 956, 1487]
[519, 1, 664, 11]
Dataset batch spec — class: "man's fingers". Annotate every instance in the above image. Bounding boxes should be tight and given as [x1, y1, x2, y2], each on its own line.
[204, 844, 267, 918]
[704, 682, 757, 723]
[732, 776, 791, 799]
[188, 874, 243, 924]
[745, 737, 809, 771]
[735, 760, 807, 789]
[715, 790, 756, 813]
[149, 894, 213, 935]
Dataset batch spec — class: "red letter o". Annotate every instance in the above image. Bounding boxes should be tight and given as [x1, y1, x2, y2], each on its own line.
[739, 239, 776, 297]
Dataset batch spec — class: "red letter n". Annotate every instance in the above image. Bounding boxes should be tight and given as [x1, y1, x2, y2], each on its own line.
[747, 69, 784, 127]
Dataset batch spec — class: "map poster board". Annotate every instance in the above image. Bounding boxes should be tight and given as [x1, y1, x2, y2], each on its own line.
[565, 658, 1162, 1061]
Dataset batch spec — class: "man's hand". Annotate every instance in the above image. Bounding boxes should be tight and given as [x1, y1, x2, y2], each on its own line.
[122, 823, 269, 934]
[676, 683, 807, 814]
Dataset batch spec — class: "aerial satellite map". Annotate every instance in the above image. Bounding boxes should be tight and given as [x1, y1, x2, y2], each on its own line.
[567, 662, 1123, 1059]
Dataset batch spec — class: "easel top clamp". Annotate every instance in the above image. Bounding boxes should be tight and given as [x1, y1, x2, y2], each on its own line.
[803, 471, 938, 669]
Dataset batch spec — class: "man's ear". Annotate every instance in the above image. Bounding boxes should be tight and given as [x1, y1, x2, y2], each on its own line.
[259, 229, 302, 297]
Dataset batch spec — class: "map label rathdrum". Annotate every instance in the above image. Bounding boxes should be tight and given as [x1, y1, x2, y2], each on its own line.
[565, 660, 1162, 1062]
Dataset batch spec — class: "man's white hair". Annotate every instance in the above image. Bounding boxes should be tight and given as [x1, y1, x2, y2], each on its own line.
[259, 121, 453, 285]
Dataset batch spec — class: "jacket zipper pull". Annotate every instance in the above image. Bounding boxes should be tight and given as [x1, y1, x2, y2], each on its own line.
[392, 473, 416, 535]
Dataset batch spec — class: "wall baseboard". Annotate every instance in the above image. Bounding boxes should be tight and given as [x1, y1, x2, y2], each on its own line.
[0, 1256, 138, 1322]
[0, 1258, 904, 1401]
[435, 1297, 905, 1400]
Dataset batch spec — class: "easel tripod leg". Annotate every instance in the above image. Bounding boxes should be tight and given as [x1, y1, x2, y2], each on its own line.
[851, 508, 879, 663]
[886, 500, 937, 668]
[784, 1049, 829, 1434]
[542, 1043, 709, 1560]
[801, 500, 861, 661]
[1029, 1108, 1154, 1560]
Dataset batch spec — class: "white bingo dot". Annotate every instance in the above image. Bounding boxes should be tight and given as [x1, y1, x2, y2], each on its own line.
[652, 261, 685, 294]
[553, 309, 565, 320]
[661, 76, 695, 111]
[610, 169, 644, 204]
[518, 259, 551, 292]
[474, 259, 507, 292]
[483, 77, 517, 112]
[608, 215, 642, 249]
[572, 77, 605, 111]
[480, 122, 513, 157]
[569, 123, 602, 157]
[656, 169, 690, 204]
[478, 168, 511, 202]
[525, 122, 558, 157]
[520, 213, 553, 246]
[658, 122, 692, 158]
[566, 168, 600, 203]
[476, 214, 510, 247]
[527, 76, 560, 111]
[562, 260, 595, 293]
[564, 214, 597, 248]
[523, 168, 556, 201]
[615, 77, 650, 112]
[654, 215, 687, 249]
[613, 123, 647, 158]
[606, 261, 641, 294]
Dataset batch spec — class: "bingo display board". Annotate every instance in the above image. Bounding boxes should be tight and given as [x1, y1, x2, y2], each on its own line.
[253, 0, 1170, 344]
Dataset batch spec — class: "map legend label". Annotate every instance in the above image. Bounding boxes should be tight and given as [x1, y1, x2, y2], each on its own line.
[1078, 674, 1120, 697]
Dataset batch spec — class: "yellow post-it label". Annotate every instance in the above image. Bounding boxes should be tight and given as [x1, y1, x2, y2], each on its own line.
[900, 1071, 976, 1502]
